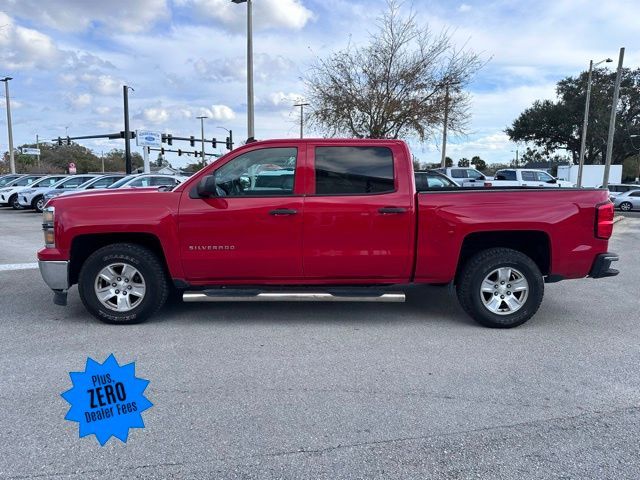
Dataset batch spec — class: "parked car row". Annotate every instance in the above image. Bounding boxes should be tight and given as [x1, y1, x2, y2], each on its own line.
[0, 173, 186, 212]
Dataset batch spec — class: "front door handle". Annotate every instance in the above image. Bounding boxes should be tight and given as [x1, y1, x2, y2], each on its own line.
[270, 208, 298, 216]
[378, 207, 407, 214]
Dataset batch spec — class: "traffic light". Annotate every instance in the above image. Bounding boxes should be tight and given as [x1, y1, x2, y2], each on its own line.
[189, 136, 195, 147]
[167, 134, 173, 146]
[66, 136, 71, 145]
[177, 149, 182, 156]
[57, 137, 62, 146]
[226, 137, 232, 150]
[160, 148, 165, 155]
[211, 138, 217, 148]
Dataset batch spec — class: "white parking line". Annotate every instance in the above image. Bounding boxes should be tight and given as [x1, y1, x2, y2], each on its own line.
[0, 263, 39, 272]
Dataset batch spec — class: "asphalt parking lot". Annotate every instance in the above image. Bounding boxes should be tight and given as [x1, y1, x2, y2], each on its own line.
[1, 206, 640, 479]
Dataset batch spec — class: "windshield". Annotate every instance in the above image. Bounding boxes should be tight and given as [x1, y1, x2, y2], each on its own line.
[108, 176, 136, 189]
[8, 176, 41, 187]
[0, 175, 21, 187]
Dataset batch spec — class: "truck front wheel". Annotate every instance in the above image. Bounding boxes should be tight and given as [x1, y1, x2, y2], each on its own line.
[78, 243, 169, 324]
[456, 248, 544, 328]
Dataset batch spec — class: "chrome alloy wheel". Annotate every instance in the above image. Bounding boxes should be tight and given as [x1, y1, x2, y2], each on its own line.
[94, 263, 146, 312]
[36, 197, 44, 211]
[480, 267, 529, 315]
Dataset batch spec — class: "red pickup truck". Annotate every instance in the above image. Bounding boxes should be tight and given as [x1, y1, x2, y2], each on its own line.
[37, 139, 618, 328]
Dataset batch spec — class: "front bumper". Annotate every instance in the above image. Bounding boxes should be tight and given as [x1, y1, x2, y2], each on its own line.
[38, 260, 70, 290]
[18, 194, 34, 207]
[589, 252, 619, 278]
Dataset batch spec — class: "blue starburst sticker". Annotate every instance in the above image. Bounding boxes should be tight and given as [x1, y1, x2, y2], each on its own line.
[61, 354, 153, 446]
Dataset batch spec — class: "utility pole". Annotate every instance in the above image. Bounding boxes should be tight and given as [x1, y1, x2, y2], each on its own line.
[577, 57, 612, 187]
[101, 150, 105, 173]
[36, 134, 40, 167]
[294, 102, 310, 138]
[440, 84, 450, 168]
[123, 85, 133, 174]
[197, 116, 207, 166]
[232, 0, 255, 142]
[1, 77, 15, 173]
[603, 47, 625, 189]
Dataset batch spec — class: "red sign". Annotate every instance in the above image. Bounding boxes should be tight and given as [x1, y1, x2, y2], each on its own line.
[69, 162, 76, 174]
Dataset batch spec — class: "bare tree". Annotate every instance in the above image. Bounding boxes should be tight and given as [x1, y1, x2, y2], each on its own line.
[305, 1, 484, 141]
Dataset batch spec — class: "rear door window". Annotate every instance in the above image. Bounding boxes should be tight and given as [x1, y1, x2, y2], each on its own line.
[314, 146, 394, 195]
[449, 169, 467, 179]
[521, 171, 536, 181]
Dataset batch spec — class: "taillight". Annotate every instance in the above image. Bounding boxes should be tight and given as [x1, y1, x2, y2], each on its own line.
[595, 202, 614, 239]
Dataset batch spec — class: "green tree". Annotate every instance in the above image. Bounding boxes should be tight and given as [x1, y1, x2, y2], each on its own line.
[470, 155, 486, 171]
[445, 156, 453, 167]
[507, 68, 640, 165]
[457, 157, 470, 167]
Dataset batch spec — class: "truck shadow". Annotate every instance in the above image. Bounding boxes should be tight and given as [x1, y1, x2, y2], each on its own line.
[157, 284, 477, 327]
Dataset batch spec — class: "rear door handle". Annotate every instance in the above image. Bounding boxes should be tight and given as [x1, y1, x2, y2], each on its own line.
[378, 207, 407, 214]
[270, 208, 298, 216]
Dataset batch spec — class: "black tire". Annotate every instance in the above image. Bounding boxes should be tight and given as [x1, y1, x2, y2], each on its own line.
[619, 202, 632, 212]
[78, 243, 169, 324]
[32, 195, 45, 213]
[9, 194, 21, 210]
[456, 248, 544, 328]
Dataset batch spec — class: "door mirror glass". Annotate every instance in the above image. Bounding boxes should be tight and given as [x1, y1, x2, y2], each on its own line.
[196, 174, 218, 198]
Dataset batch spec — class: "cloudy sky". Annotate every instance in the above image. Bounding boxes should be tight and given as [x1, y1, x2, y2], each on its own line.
[0, 0, 637, 167]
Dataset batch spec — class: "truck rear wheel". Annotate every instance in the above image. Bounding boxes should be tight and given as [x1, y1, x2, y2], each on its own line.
[78, 243, 169, 324]
[456, 248, 544, 328]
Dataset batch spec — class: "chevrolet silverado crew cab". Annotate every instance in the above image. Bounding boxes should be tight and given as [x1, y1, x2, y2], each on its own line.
[38, 139, 618, 328]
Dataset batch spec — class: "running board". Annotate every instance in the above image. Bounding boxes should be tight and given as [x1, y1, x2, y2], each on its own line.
[183, 289, 405, 303]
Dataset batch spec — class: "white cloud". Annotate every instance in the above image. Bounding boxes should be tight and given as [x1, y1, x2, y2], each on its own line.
[268, 92, 304, 107]
[78, 74, 123, 96]
[458, 4, 472, 13]
[192, 53, 296, 83]
[68, 93, 92, 110]
[176, 0, 314, 31]
[0, 0, 170, 33]
[0, 12, 62, 69]
[143, 107, 170, 124]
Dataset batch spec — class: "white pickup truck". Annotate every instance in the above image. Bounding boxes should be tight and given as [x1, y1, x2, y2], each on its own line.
[486, 169, 574, 188]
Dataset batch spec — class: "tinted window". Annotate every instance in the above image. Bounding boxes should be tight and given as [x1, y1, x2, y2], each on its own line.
[215, 147, 297, 196]
[495, 170, 517, 181]
[32, 177, 65, 187]
[521, 171, 536, 181]
[151, 176, 178, 187]
[314, 146, 394, 195]
[58, 177, 94, 188]
[630, 191, 640, 197]
[86, 177, 124, 189]
[449, 169, 467, 178]
[536, 171, 553, 182]
[12, 176, 41, 186]
[467, 169, 484, 180]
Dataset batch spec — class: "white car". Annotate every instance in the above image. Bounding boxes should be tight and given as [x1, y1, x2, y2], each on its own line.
[434, 167, 486, 187]
[105, 174, 185, 189]
[0, 175, 45, 208]
[17, 175, 69, 211]
[487, 169, 574, 188]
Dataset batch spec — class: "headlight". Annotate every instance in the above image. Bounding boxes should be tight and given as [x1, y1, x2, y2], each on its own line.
[43, 206, 55, 248]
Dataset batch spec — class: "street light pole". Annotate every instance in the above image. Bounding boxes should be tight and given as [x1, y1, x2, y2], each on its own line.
[1, 77, 15, 173]
[36, 134, 40, 167]
[123, 85, 134, 174]
[232, 0, 255, 142]
[603, 47, 625, 189]
[577, 57, 612, 187]
[293, 102, 310, 138]
[197, 116, 208, 166]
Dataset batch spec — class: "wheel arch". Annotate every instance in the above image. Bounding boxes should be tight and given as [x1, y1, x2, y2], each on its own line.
[69, 233, 169, 286]
[456, 230, 551, 283]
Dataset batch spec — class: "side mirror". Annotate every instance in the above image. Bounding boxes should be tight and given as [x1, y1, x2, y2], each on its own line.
[196, 174, 218, 198]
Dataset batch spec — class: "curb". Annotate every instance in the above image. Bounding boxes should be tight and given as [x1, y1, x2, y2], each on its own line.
[613, 215, 625, 224]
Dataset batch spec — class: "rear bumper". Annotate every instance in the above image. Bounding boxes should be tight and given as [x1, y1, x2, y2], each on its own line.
[588, 252, 619, 279]
[38, 260, 70, 290]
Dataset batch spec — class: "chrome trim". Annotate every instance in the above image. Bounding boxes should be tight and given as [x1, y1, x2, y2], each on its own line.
[38, 260, 69, 291]
[183, 291, 406, 303]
